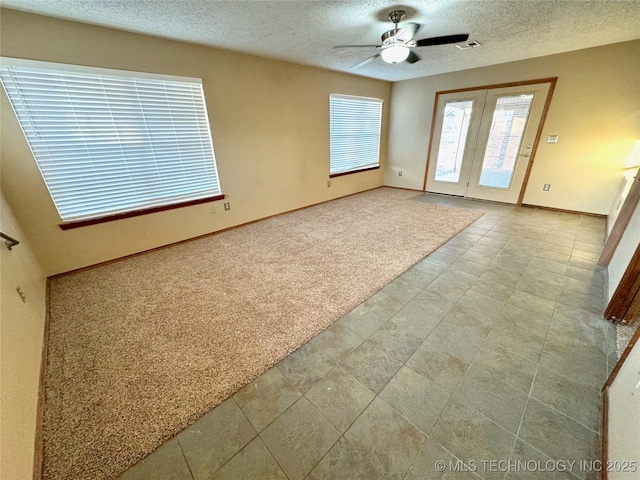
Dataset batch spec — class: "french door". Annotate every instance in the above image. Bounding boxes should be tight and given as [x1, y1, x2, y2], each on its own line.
[425, 82, 552, 204]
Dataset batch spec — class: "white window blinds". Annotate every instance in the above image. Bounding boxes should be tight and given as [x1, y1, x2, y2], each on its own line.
[329, 94, 382, 175]
[0, 58, 222, 223]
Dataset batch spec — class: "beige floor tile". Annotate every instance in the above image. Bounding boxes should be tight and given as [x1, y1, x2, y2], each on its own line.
[404, 436, 483, 480]
[519, 399, 599, 467]
[210, 437, 287, 480]
[276, 342, 336, 393]
[442, 303, 498, 338]
[379, 366, 450, 434]
[472, 342, 537, 394]
[340, 341, 403, 393]
[234, 368, 301, 432]
[507, 439, 581, 480]
[307, 437, 383, 480]
[308, 322, 364, 362]
[530, 367, 601, 432]
[431, 398, 516, 480]
[117, 438, 192, 480]
[178, 398, 257, 479]
[453, 365, 528, 434]
[426, 323, 484, 363]
[260, 398, 340, 480]
[345, 397, 426, 480]
[305, 366, 375, 433]
[336, 305, 389, 338]
[406, 342, 470, 394]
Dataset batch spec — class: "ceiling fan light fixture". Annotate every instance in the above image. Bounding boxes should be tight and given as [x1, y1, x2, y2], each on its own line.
[380, 44, 410, 63]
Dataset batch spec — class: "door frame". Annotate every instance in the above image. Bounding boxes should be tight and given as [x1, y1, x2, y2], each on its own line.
[604, 241, 640, 324]
[422, 77, 558, 205]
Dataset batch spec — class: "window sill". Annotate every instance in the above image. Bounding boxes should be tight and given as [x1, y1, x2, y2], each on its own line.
[329, 166, 380, 178]
[59, 194, 226, 230]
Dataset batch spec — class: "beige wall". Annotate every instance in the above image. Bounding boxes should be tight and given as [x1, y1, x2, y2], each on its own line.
[0, 9, 391, 276]
[385, 41, 640, 214]
[0, 191, 47, 480]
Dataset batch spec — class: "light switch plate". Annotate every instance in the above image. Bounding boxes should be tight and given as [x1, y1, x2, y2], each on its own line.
[547, 135, 559, 144]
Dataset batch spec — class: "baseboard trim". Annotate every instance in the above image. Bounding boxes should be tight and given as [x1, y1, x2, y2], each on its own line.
[49, 186, 383, 279]
[424, 191, 512, 206]
[520, 204, 607, 218]
[383, 185, 425, 193]
[33, 281, 50, 480]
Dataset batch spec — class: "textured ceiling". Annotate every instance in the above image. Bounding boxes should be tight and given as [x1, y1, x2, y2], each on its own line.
[2, 0, 639, 82]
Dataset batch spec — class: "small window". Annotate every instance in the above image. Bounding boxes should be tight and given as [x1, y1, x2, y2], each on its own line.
[329, 94, 382, 176]
[0, 58, 222, 226]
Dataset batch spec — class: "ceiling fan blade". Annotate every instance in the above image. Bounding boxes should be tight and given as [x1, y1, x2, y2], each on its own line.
[334, 44, 381, 48]
[395, 22, 420, 42]
[405, 50, 421, 64]
[416, 34, 469, 47]
[353, 54, 380, 69]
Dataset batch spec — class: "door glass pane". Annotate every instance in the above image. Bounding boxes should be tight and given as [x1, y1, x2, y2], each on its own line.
[478, 93, 534, 189]
[434, 100, 473, 183]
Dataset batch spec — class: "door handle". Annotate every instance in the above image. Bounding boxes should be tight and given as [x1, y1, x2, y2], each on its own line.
[520, 153, 530, 157]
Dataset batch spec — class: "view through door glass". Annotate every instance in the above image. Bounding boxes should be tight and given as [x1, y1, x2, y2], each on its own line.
[434, 99, 474, 183]
[478, 94, 534, 189]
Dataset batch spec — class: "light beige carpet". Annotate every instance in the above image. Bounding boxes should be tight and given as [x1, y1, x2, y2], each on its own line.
[616, 323, 638, 357]
[43, 187, 483, 480]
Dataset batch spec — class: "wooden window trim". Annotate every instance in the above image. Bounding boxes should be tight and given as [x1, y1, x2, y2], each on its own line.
[59, 194, 225, 230]
[329, 166, 380, 178]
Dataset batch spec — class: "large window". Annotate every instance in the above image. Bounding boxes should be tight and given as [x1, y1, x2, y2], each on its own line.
[329, 94, 382, 176]
[0, 58, 222, 228]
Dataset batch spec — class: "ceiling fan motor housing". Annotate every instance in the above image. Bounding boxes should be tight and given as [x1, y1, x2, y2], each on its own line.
[388, 10, 406, 24]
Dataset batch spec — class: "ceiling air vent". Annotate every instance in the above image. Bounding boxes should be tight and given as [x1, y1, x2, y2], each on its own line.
[456, 40, 481, 50]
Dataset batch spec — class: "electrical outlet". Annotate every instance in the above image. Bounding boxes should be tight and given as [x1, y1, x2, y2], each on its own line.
[327, 180, 331, 187]
[209, 205, 216, 214]
[543, 184, 551, 191]
[399, 171, 403, 176]
[224, 202, 230, 211]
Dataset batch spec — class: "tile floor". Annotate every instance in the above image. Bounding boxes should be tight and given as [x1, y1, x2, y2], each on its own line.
[118, 193, 616, 480]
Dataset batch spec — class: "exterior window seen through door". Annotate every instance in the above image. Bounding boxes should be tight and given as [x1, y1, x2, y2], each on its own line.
[434, 99, 474, 183]
[478, 94, 534, 189]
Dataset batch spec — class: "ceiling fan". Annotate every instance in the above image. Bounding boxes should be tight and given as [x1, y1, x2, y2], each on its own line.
[335, 10, 469, 68]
